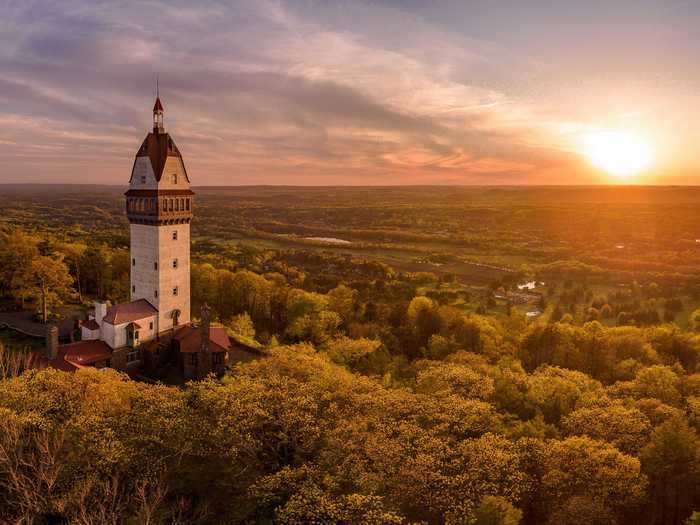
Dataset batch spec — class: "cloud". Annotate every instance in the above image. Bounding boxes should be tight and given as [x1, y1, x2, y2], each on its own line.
[0, 0, 583, 185]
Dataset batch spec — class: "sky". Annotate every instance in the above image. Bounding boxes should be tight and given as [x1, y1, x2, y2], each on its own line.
[1, 0, 699, 186]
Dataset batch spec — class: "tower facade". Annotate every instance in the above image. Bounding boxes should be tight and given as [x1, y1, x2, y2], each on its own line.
[126, 97, 193, 333]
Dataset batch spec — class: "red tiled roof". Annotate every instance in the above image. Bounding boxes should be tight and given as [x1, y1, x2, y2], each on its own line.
[210, 327, 231, 350]
[102, 299, 157, 325]
[49, 355, 80, 372]
[175, 325, 230, 353]
[62, 340, 112, 366]
[80, 319, 100, 331]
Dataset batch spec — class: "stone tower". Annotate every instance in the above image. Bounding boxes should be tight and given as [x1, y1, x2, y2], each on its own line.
[125, 95, 193, 333]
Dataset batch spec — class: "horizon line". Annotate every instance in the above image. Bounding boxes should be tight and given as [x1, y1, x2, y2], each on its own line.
[1, 183, 699, 189]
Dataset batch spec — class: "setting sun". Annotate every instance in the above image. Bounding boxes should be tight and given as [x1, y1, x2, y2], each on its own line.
[583, 130, 654, 179]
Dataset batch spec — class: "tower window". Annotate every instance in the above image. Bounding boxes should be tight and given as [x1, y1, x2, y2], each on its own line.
[172, 231, 178, 240]
[149, 321, 153, 330]
[132, 258, 135, 266]
[172, 173, 178, 184]
[140, 175, 146, 184]
[186, 199, 190, 211]
[154, 290, 158, 298]
[173, 286, 178, 296]
[173, 259, 178, 268]
[132, 285, 135, 293]
[154, 262, 158, 270]
[175, 199, 180, 211]
[168, 199, 173, 211]
[162, 200, 167, 211]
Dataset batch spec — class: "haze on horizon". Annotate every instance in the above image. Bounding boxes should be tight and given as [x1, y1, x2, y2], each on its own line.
[1, 0, 699, 186]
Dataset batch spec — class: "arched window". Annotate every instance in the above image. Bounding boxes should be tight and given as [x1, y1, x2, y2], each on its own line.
[186, 198, 190, 211]
[168, 199, 173, 211]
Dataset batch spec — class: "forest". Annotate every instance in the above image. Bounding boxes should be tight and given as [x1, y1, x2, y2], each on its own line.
[1, 185, 700, 524]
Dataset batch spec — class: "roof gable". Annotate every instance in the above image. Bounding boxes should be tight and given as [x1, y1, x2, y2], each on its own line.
[103, 299, 158, 325]
[62, 340, 112, 365]
[174, 325, 231, 353]
[132, 132, 190, 183]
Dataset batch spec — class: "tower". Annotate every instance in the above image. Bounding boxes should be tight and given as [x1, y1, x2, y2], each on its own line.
[125, 96, 193, 333]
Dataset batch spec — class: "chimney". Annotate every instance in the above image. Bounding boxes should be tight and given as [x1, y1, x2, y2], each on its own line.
[95, 300, 108, 330]
[46, 325, 59, 360]
[200, 303, 211, 353]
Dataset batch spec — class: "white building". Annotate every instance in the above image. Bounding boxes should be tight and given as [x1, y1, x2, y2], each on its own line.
[53, 96, 197, 371]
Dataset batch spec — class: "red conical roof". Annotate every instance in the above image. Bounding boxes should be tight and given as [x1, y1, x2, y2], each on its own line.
[153, 97, 164, 112]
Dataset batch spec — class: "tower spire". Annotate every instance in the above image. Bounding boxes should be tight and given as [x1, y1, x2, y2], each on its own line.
[153, 75, 164, 133]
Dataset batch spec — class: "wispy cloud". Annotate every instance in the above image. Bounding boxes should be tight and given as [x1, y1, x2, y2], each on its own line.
[0, 0, 666, 184]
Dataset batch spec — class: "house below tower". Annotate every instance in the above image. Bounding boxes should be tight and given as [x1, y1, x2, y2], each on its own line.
[45, 299, 263, 380]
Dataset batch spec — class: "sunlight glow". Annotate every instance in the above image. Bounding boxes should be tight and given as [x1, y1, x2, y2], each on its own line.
[583, 130, 654, 179]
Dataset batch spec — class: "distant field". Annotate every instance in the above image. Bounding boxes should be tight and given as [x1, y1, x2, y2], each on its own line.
[1, 184, 700, 287]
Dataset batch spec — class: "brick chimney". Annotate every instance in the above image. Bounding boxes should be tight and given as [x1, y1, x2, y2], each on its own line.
[46, 324, 59, 360]
[94, 300, 108, 330]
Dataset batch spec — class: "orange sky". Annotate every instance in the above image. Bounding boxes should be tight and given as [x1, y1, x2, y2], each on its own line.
[1, 1, 699, 185]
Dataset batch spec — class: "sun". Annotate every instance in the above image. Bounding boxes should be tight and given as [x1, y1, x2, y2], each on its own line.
[582, 130, 654, 179]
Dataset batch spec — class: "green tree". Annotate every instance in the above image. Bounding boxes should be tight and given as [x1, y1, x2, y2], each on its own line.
[641, 418, 700, 525]
[0, 230, 40, 307]
[473, 495, 522, 525]
[690, 309, 700, 332]
[55, 241, 87, 302]
[562, 404, 652, 454]
[634, 365, 682, 406]
[541, 436, 646, 517]
[327, 284, 359, 325]
[226, 312, 256, 339]
[29, 255, 74, 323]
